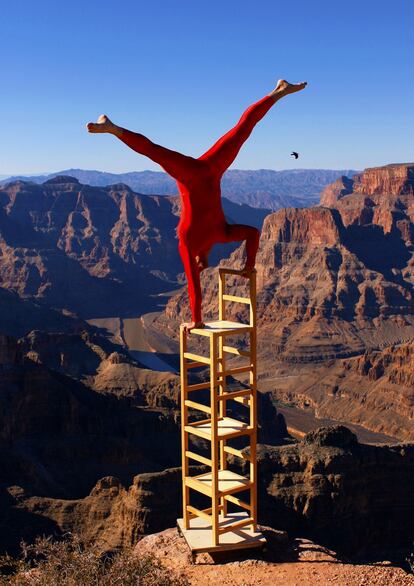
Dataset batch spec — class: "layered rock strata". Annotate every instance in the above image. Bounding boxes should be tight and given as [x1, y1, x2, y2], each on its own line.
[0, 176, 266, 318]
[3, 426, 413, 561]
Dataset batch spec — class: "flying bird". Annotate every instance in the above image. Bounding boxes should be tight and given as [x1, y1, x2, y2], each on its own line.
[291, 151, 299, 159]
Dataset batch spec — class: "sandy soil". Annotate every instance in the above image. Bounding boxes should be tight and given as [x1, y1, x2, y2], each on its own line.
[137, 526, 414, 586]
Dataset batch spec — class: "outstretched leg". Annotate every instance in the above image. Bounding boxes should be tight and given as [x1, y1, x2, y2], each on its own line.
[223, 224, 260, 274]
[87, 115, 199, 184]
[199, 80, 307, 175]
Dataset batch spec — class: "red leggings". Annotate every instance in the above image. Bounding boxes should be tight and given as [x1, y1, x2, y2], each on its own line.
[116, 94, 276, 322]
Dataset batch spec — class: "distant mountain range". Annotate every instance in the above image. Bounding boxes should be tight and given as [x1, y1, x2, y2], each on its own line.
[0, 168, 357, 210]
[0, 175, 270, 318]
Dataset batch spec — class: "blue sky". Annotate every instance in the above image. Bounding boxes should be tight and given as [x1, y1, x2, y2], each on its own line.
[1, 0, 413, 175]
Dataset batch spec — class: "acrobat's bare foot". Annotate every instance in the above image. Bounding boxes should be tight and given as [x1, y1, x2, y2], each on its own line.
[182, 321, 205, 333]
[86, 115, 116, 134]
[269, 79, 307, 99]
[195, 254, 209, 271]
[240, 265, 257, 278]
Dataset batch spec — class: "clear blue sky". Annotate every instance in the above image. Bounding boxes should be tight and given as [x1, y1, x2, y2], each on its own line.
[1, 0, 413, 175]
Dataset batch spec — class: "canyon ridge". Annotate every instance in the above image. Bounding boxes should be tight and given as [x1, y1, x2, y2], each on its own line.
[1, 165, 413, 572]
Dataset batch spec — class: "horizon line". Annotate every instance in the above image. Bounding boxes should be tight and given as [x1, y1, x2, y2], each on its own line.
[1, 166, 362, 180]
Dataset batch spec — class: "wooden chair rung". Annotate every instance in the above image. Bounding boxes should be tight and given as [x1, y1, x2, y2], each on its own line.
[184, 424, 209, 440]
[233, 396, 250, 406]
[186, 417, 212, 427]
[224, 493, 252, 511]
[218, 365, 253, 377]
[186, 505, 212, 522]
[187, 504, 223, 521]
[184, 400, 211, 414]
[185, 475, 212, 497]
[222, 294, 251, 304]
[185, 450, 212, 466]
[185, 361, 206, 369]
[223, 445, 251, 461]
[217, 388, 252, 401]
[187, 381, 210, 392]
[219, 267, 254, 277]
[222, 345, 250, 357]
[218, 517, 254, 535]
[184, 352, 210, 365]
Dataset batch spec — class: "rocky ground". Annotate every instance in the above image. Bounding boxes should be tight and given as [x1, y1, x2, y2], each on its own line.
[137, 526, 414, 586]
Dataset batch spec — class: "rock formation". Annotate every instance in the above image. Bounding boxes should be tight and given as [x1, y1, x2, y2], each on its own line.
[152, 163, 414, 440]
[0, 344, 181, 500]
[320, 163, 414, 243]
[0, 176, 266, 318]
[295, 340, 414, 440]
[257, 426, 414, 557]
[2, 164, 414, 562]
[3, 426, 414, 565]
[2, 470, 183, 553]
[0, 325, 287, 554]
[156, 203, 414, 360]
[136, 526, 414, 585]
[321, 163, 414, 204]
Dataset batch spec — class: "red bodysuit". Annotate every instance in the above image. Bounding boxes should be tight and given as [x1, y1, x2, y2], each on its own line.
[117, 94, 276, 323]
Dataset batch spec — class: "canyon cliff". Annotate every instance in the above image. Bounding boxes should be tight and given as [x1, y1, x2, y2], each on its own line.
[1, 165, 414, 562]
[0, 327, 287, 553]
[321, 163, 414, 205]
[0, 176, 266, 318]
[3, 426, 414, 561]
[153, 163, 414, 440]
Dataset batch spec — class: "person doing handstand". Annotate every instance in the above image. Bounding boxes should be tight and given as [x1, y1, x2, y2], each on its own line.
[87, 79, 307, 331]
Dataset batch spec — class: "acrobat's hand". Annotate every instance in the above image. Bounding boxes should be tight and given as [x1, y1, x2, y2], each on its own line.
[195, 254, 209, 271]
[181, 321, 205, 334]
[240, 265, 257, 278]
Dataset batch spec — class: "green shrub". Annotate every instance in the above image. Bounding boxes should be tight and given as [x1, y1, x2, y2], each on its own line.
[0, 534, 188, 586]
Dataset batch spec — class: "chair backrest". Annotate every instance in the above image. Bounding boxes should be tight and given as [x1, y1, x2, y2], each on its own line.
[218, 268, 256, 327]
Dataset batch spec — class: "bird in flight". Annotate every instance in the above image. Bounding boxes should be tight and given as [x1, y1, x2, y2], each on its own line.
[291, 151, 299, 159]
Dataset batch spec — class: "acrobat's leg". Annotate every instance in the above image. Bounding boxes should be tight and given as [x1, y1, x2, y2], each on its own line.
[223, 224, 260, 272]
[199, 80, 307, 175]
[178, 239, 204, 331]
[87, 115, 198, 183]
